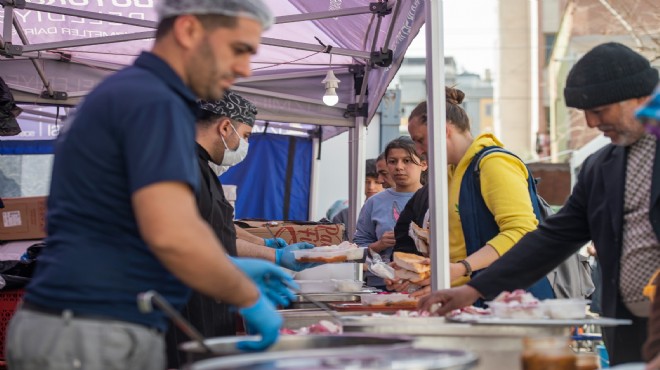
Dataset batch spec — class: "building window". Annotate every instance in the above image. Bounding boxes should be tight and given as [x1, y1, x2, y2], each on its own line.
[484, 103, 492, 117]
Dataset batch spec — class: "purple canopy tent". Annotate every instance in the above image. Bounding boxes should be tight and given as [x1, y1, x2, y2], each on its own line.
[0, 0, 427, 244]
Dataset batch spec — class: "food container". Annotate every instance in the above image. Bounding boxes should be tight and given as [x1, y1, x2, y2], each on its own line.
[575, 354, 600, 370]
[487, 301, 545, 319]
[292, 245, 365, 263]
[361, 293, 418, 307]
[521, 336, 576, 370]
[541, 299, 588, 319]
[295, 280, 336, 293]
[332, 279, 364, 292]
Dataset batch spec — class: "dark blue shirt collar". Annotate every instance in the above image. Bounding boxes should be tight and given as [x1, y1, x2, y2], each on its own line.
[133, 52, 200, 115]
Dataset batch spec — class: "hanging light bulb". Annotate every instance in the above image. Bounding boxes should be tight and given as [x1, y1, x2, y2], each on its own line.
[322, 69, 340, 106]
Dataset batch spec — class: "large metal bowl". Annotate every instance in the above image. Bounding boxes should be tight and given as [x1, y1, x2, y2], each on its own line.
[180, 333, 415, 363]
[186, 347, 479, 370]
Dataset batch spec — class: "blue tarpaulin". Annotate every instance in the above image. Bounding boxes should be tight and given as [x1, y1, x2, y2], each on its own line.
[0, 140, 54, 154]
[221, 133, 312, 221]
[0, 133, 313, 220]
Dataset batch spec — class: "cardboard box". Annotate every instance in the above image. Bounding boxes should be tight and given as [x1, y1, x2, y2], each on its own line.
[236, 220, 344, 246]
[0, 197, 47, 242]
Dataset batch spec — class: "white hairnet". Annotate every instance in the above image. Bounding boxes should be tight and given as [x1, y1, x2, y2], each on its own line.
[156, 0, 274, 29]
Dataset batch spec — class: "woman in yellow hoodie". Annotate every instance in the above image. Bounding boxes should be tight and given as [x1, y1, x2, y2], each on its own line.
[390, 87, 553, 299]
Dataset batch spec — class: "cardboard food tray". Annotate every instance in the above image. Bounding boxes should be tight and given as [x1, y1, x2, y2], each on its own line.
[236, 219, 344, 246]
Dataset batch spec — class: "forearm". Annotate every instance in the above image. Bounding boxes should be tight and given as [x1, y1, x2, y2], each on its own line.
[236, 226, 266, 245]
[134, 183, 259, 308]
[464, 244, 500, 272]
[237, 239, 277, 262]
[468, 222, 587, 300]
[369, 240, 388, 253]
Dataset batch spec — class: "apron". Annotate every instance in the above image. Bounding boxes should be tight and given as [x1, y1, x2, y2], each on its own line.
[166, 145, 239, 369]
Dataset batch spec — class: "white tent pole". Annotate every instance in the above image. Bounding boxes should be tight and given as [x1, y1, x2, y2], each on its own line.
[3, 4, 14, 45]
[261, 37, 371, 60]
[426, 0, 450, 291]
[231, 86, 349, 109]
[238, 68, 350, 84]
[252, 112, 352, 128]
[347, 117, 366, 242]
[382, 0, 403, 52]
[22, 31, 155, 53]
[308, 136, 320, 221]
[12, 17, 54, 97]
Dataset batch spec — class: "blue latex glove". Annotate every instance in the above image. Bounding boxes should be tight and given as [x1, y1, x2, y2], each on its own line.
[230, 257, 299, 307]
[275, 242, 323, 272]
[264, 237, 288, 249]
[237, 294, 283, 351]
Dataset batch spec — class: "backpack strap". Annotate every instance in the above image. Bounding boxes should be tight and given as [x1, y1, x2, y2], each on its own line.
[473, 146, 543, 221]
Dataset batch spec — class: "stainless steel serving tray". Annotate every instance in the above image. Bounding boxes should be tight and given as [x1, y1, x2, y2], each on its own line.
[186, 347, 479, 370]
[292, 292, 364, 303]
[444, 315, 632, 327]
[341, 315, 568, 337]
[180, 333, 414, 363]
[288, 292, 376, 309]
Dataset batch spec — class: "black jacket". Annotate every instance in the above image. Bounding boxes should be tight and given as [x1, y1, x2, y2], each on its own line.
[469, 142, 660, 364]
[393, 184, 429, 255]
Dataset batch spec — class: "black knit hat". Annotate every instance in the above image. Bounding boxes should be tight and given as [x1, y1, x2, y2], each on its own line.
[564, 42, 659, 109]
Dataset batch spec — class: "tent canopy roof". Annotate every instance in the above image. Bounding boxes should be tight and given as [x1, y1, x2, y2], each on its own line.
[0, 0, 424, 142]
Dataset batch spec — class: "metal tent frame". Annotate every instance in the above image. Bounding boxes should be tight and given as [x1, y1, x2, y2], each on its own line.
[0, 0, 428, 250]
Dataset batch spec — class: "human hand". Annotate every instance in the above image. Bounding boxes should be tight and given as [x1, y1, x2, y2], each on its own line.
[230, 257, 298, 307]
[380, 231, 396, 248]
[410, 285, 431, 298]
[275, 242, 322, 272]
[385, 278, 410, 292]
[237, 294, 283, 351]
[418, 285, 482, 315]
[264, 237, 288, 249]
[647, 353, 660, 370]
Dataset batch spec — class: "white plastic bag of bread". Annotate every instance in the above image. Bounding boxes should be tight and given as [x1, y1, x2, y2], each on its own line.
[408, 221, 430, 255]
[392, 252, 430, 284]
[292, 241, 365, 263]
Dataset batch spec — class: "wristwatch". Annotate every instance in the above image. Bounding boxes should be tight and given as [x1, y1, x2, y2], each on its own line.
[458, 259, 473, 277]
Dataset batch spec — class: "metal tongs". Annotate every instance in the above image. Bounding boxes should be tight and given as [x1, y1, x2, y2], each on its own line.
[138, 290, 215, 354]
[281, 280, 344, 322]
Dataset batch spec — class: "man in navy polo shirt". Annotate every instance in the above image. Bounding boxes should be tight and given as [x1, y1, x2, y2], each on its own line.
[5, 1, 293, 369]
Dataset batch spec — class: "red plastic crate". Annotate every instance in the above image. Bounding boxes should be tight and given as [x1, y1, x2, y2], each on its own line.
[0, 289, 25, 360]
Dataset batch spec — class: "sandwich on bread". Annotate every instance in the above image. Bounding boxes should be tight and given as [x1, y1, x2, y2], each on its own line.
[393, 251, 431, 284]
[408, 222, 430, 255]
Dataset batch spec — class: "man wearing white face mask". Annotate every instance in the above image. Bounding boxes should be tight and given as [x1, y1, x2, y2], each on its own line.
[204, 93, 287, 249]
[166, 90, 321, 368]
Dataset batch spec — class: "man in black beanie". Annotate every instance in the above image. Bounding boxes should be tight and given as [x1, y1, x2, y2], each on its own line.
[419, 42, 660, 365]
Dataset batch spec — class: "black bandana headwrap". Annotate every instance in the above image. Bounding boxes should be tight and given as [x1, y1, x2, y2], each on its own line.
[198, 90, 257, 127]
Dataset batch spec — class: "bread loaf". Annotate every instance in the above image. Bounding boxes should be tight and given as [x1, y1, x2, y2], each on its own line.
[393, 252, 430, 273]
[410, 222, 430, 243]
[394, 268, 431, 284]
